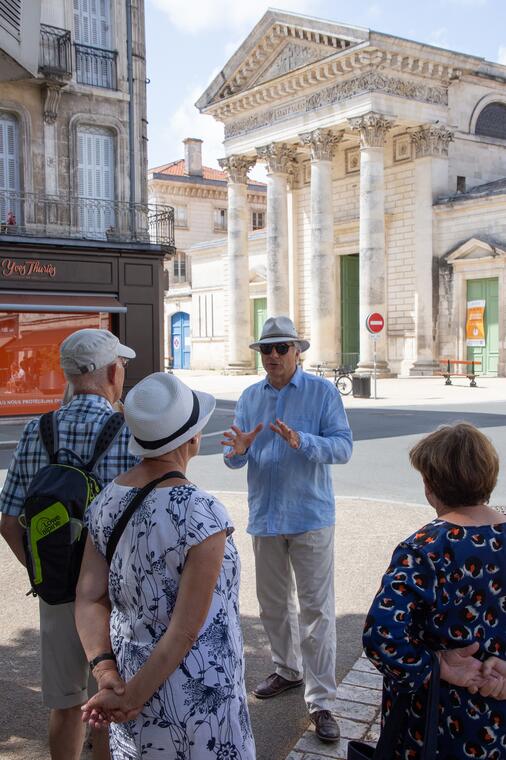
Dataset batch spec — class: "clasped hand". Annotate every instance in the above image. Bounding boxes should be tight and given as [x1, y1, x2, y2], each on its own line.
[221, 419, 300, 456]
[440, 643, 506, 699]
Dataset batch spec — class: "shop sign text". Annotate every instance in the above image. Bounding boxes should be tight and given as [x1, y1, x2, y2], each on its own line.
[1, 258, 57, 279]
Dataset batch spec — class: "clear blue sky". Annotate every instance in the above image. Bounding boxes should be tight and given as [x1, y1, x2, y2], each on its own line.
[145, 0, 506, 180]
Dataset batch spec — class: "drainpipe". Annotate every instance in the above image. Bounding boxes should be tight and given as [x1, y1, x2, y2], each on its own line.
[126, 0, 136, 235]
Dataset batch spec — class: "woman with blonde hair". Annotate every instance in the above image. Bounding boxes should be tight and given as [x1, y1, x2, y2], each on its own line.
[362, 422, 506, 759]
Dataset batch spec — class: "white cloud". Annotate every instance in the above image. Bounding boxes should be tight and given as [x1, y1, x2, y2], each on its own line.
[149, 0, 316, 34]
[445, 0, 486, 5]
[498, 46, 506, 65]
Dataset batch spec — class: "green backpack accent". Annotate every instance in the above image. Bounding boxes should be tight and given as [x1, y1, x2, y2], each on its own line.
[20, 411, 124, 604]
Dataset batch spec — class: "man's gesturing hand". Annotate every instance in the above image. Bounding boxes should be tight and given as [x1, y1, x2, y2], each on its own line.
[221, 423, 263, 457]
[270, 419, 300, 449]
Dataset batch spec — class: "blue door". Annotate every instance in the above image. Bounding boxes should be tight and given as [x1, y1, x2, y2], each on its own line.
[171, 312, 190, 369]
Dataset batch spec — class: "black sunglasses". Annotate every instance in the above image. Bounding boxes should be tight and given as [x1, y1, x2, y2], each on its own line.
[259, 342, 294, 356]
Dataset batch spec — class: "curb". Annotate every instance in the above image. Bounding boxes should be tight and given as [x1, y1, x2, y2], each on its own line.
[0, 441, 17, 450]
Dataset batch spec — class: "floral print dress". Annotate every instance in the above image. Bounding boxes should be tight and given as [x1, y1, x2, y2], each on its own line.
[85, 482, 255, 760]
[363, 519, 506, 760]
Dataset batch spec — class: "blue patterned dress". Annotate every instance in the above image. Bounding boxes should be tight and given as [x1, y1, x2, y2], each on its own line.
[364, 519, 506, 759]
[85, 482, 255, 760]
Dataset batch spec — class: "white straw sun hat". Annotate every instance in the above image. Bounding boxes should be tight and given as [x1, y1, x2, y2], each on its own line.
[124, 372, 216, 457]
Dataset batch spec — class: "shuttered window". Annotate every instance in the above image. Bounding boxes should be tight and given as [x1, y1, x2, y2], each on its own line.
[0, 0, 21, 38]
[73, 0, 111, 47]
[77, 127, 115, 236]
[0, 114, 19, 224]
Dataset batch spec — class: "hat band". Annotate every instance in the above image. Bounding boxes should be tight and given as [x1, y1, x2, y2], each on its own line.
[259, 333, 298, 341]
[133, 392, 200, 450]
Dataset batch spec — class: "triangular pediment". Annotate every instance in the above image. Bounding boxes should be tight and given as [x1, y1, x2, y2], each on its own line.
[447, 237, 506, 263]
[196, 10, 368, 109]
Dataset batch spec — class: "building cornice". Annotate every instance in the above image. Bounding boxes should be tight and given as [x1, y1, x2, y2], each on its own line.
[222, 70, 448, 140]
[149, 180, 266, 204]
[204, 42, 464, 126]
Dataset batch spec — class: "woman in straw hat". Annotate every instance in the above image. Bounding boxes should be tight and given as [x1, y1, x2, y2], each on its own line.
[76, 372, 255, 760]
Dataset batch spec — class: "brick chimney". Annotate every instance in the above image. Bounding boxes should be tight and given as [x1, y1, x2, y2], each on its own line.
[183, 138, 203, 177]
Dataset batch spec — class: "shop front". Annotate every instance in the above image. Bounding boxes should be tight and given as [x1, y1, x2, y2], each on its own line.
[0, 238, 168, 417]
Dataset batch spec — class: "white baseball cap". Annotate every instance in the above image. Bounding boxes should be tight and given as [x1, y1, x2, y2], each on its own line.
[60, 329, 136, 375]
[124, 372, 215, 457]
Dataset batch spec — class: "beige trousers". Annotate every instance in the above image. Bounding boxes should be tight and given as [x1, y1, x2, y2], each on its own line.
[252, 526, 336, 712]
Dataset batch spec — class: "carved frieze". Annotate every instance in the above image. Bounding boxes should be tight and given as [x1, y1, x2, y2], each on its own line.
[410, 125, 454, 158]
[256, 41, 329, 85]
[218, 155, 256, 183]
[224, 72, 448, 139]
[299, 128, 344, 161]
[256, 143, 298, 174]
[348, 112, 394, 147]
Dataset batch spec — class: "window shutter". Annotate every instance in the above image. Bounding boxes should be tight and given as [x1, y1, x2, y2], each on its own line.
[77, 127, 115, 235]
[74, 0, 110, 47]
[0, 114, 19, 222]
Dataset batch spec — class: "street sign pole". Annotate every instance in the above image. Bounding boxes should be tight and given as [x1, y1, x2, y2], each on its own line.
[373, 336, 377, 400]
[365, 312, 384, 401]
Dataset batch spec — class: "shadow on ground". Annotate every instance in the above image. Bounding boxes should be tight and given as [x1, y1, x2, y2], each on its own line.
[0, 626, 48, 757]
[243, 612, 366, 760]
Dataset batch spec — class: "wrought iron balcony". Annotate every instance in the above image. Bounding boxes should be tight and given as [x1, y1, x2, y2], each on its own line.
[39, 24, 72, 79]
[0, 190, 175, 252]
[75, 43, 117, 89]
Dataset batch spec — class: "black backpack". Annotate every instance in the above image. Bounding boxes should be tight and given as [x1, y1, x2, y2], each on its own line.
[21, 410, 124, 605]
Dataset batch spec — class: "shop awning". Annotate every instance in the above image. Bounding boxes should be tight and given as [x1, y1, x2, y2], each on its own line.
[0, 294, 127, 314]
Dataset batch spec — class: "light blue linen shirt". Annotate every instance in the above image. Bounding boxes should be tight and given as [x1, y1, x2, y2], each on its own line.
[224, 367, 353, 536]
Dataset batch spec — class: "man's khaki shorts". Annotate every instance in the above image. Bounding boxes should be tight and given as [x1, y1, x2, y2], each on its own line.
[39, 599, 97, 709]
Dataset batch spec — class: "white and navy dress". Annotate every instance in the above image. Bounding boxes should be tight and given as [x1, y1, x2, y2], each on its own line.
[85, 482, 255, 760]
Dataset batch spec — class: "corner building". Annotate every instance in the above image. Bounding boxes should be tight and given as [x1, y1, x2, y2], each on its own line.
[197, 10, 506, 376]
[0, 0, 175, 417]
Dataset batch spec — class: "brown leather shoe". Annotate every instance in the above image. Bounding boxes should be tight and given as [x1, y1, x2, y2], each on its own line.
[311, 710, 340, 742]
[253, 673, 304, 699]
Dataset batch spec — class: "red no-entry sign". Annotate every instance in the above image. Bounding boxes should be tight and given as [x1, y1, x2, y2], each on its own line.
[366, 312, 384, 334]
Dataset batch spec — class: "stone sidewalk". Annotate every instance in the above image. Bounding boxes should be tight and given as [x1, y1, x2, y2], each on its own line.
[285, 653, 382, 760]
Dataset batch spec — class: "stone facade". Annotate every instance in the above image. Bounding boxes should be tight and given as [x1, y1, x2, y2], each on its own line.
[148, 139, 266, 369]
[193, 9, 506, 376]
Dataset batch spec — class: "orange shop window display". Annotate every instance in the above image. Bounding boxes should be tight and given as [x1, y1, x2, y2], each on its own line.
[0, 311, 111, 416]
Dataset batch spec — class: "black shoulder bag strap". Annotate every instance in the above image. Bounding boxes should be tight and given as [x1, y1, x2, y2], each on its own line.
[373, 655, 440, 760]
[39, 411, 58, 464]
[105, 470, 186, 565]
[86, 412, 124, 472]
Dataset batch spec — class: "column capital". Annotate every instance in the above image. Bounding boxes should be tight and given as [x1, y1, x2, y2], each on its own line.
[218, 154, 256, 184]
[298, 128, 344, 161]
[410, 124, 454, 158]
[256, 142, 297, 175]
[348, 112, 394, 148]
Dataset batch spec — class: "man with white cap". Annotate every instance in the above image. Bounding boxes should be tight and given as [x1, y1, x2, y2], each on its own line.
[222, 316, 353, 743]
[0, 328, 138, 760]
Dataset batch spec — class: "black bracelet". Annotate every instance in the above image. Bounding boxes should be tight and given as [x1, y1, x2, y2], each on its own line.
[89, 652, 116, 670]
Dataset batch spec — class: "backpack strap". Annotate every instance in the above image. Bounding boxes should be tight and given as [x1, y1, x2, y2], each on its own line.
[105, 470, 186, 565]
[39, 412, 58, 464]
[86, 412, 125, 472]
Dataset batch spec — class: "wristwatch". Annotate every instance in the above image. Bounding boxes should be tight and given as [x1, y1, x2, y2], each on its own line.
[88, 652, 116, 670]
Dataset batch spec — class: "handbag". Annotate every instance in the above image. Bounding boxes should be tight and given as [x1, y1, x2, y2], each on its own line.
[105, 470, 186, 565]
[347, 656, 440, 760]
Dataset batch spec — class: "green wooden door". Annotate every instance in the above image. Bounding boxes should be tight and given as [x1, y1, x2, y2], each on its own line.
[466, 278, 499, 375]
[341, 254, 359, 368]
[253, 297, 267, 371]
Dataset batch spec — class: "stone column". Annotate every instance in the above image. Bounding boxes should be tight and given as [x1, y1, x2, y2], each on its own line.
[349, 112, 393, 374]
[409, 125, 453, 375]
[43, 85, 65, 197]
[256, 143, 297, 317]
[218, 155, 256, 370]
[299, 128, 343, 364]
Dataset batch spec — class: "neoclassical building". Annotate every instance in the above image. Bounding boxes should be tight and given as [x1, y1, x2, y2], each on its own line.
[149, 138, 266, 369]
[195, 9, 506, 376]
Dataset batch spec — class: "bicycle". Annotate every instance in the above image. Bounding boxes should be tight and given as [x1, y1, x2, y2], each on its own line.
[313, 364, 353, 396]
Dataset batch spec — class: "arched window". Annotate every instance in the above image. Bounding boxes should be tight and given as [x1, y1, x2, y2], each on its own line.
[475, 102, 506, 140]
[0, 113, 20, 224]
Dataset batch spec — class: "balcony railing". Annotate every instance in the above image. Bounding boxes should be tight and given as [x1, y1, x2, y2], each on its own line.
[39, 24, 72, 79]
[75, 43, 117, 89]
[0, 190, 175, 251]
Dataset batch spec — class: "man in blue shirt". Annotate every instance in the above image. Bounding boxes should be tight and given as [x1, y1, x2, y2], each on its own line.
[222, 316, 353, 743]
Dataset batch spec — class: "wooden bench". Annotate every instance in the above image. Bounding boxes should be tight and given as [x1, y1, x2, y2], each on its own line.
[438, 358, 481, 387]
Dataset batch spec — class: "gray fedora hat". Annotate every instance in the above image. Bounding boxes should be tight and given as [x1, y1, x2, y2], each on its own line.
[249, 316, 310, 353]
